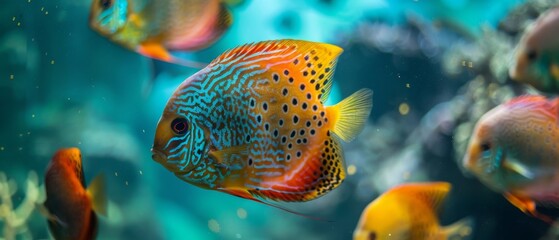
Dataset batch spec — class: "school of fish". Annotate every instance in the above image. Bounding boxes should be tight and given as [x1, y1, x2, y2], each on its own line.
[25, 1, 559, 240]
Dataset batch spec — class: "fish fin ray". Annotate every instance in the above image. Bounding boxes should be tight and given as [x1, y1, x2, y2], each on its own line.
[221, 0, 245, 7]
[138, 42, 173, 62]
[217, 3, 233, 31]
[504, 192, 554, 224]
[502, 160, 535, 179]
[329, 88, 373, 142]
[36, 203, 68, 228]
[87, 174, 108, 217]
[441, 217, 474, 240]
[246, 136, 346, 202]
[138, 42, 207, 68]
[218, 188, 331, 222]
[394, 182, 451, 213]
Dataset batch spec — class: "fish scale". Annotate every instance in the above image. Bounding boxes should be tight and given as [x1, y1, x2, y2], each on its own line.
[152, 39, 373, 203]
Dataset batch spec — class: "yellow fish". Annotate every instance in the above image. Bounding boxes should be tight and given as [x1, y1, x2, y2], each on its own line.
[151, 39, 373, 205]
[509, 7, 559, 92]
[354, 182, 472, 240]
[43, 148, 107, 240]
[463, 95, 559, 223]
[89, 0, 232, 66]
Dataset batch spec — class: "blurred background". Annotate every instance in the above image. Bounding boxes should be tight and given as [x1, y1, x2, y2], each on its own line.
[1, 0, 558, 239]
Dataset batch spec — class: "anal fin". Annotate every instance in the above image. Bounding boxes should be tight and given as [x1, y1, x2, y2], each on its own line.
[504, 192, 554, 223]
[502, 160, 534, 179]
[138, 42, 207, 68]
[37, 203, 68, 228]
[218, 187, 330, 221]
[209, 144, 249, 165]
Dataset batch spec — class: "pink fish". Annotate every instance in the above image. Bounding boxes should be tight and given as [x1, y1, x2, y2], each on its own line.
[463, 95, 559, 223]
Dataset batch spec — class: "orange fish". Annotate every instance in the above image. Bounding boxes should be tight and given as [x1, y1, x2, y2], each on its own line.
[89, 0, 232, 67]
[463, 95, 559, 223]
[151, 39, 373, 205]
[43, 148, 107, 240]
[354, 182, 473, 240]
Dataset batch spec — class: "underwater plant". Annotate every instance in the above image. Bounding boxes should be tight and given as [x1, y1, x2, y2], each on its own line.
[0, 171, 44, 240]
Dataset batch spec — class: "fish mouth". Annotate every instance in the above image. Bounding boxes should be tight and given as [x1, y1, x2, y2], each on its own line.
[509, 63, 522, 81]
[151, 148, 167, 163]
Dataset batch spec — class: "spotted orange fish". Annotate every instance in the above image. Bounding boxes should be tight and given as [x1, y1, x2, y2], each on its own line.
[43, 148, 107, 240]
[151, 39, 373, 204]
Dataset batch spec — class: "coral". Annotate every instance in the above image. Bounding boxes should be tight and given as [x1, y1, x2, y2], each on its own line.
[0, 171, 44, 240]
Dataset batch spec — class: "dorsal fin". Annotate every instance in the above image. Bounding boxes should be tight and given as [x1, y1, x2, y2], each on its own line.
[393, 182, 451, 213]
[209, 39, 343, 103]
[505, 95, 559, 122]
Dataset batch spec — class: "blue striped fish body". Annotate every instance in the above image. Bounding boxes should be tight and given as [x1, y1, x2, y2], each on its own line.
[152, 39, 373, 202]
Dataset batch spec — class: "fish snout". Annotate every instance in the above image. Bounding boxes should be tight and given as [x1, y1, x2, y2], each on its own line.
[462, 152, 473, 170]
[151, 148, 167, 163]
[508, 49, 527, 81]
[509, 64, 519, 80]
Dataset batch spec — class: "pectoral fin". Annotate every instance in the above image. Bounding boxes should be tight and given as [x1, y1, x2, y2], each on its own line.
[209, 144, 249, 164]
[138, 42, 174, 62]
[502, 160, 534, 179]
[138, 42, 207, 68]
[37, 204, 68, 228]
[218, 187, 328, 221]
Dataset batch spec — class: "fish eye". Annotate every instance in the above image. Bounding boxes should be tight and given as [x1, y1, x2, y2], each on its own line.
[368, 232, 377, 240]
[99, 0, 112, 9]
[171, 118, 189, 135]
[480, 142, 491, 151]
[526, 50, 538, 61]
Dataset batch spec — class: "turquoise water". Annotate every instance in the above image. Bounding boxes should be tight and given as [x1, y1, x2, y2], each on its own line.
[2, 0, 556, 239]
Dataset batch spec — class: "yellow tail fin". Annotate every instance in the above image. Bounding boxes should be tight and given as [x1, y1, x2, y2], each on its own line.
[87, 174, 108, 217]
[330, 88, 373, 142]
